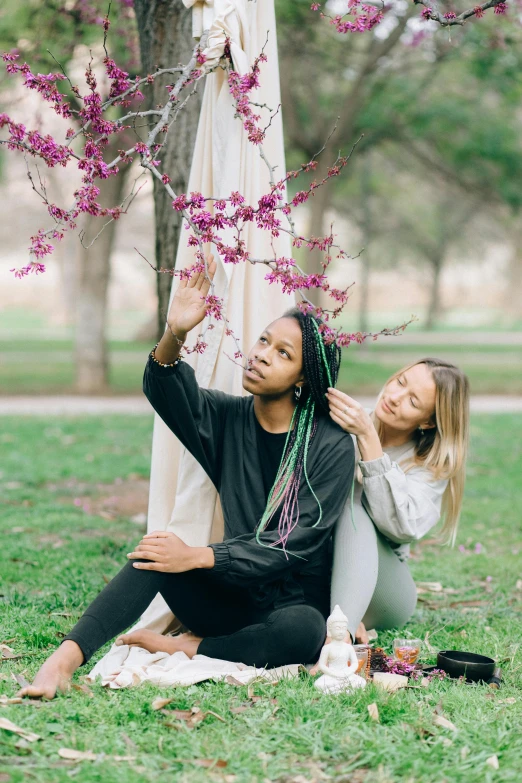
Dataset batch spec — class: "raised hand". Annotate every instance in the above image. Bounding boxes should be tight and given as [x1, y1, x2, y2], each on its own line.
[326, 387, 373, 438]
[167, 254, 217, 337]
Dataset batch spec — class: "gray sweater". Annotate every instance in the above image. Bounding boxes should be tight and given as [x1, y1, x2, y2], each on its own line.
[354, 439, 448, 561]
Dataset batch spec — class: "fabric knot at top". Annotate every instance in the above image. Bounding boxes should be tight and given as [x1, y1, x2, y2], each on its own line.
[183, 0, 216, 40]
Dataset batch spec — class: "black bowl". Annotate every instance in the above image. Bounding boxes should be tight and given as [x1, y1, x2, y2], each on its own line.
[437, 650, 496, 683]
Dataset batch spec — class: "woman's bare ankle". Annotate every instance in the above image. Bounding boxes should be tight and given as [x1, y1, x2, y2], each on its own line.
[57, 640, 85, 670]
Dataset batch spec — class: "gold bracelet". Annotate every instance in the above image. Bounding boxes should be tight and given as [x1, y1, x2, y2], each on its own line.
[150, 342, 182, 368]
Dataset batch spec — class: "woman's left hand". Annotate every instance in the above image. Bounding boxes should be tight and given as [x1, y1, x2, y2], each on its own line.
[127, 531, 208, 573]
[326, 388, 374, 438]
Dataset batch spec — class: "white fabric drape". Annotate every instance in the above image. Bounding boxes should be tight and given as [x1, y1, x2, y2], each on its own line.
[89, 0, 295, 683]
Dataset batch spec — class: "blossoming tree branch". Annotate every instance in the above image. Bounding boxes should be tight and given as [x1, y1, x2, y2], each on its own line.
[0, 0, 508, 351]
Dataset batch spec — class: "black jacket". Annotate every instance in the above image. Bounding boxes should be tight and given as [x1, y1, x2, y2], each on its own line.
[143, 355, 355, 610]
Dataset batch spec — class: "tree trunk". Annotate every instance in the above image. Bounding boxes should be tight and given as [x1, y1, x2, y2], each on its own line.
[359, 253, 371, 335]
[504, 224, 522, 322]
[74, 152, 128, 393]
[358, 157, 373, 337]
[425, 256, 444, 331]
[306, 158, 332, 306]
[134, 0, 203, 341]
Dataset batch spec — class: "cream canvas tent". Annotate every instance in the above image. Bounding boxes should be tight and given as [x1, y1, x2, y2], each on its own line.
[89, 0, 295, 681]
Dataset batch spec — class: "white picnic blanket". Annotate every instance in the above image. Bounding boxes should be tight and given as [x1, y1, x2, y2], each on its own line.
[87, 646, 299, 689]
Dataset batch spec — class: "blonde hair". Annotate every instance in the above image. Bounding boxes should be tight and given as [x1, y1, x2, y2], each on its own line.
[374, 358, 470, 546]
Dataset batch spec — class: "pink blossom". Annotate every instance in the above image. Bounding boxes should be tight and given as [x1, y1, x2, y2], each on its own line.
[172, 195, 189, 211]
[230, 191, 245, 205]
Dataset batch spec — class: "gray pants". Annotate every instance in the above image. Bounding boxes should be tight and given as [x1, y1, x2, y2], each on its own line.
[331, 497, 418, 640]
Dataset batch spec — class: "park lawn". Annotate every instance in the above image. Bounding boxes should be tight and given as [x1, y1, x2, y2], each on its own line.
[1, 339, 522, 396]
[0, 414, 521, 783]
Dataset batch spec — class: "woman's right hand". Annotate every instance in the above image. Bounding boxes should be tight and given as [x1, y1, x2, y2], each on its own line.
[167, 254, 217, 337]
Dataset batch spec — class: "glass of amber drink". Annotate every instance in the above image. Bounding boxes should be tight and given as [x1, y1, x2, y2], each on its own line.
[393, 638, 422, 665]
[353, 645, 369, 678]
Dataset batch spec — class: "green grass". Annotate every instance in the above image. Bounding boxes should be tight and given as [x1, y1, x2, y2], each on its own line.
[1, 415, 522, 782]
[1, 339, 521, 395]
[338, 358, 522, 395]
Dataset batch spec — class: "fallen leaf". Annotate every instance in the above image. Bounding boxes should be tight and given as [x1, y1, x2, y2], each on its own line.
[0, 695, 23, 705]
[71, 683, 93, 696]
[161, 707, 224, 728]
[442, 737, 453, 748]
[225, 675, 245, 686]
[0, 773, 11, 782]
[460, 746, 469, 761]
[0, 717, 41, 742]
[417, 581, 444, 593]
[433, 715, 457, 732]
[0, 645, 15, 657]
[230, 704, 251, 714]
[516, 580, 522, 591]
[187, 710, 206, 728]
[160, 709, 193, 720]
[58, 748, 97, 761]
[205, 710, 227, 723]
[11, 673, 30, 689]
[486, 755, 499, 770]
[152, 696, 174, 710]
[176, 758, 227, 768]
[0, 651, 36, 662]
[498, 697, 516, 705]
[367, 703, 379, 722]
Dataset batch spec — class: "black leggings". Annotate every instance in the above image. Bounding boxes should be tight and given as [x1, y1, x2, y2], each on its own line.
[62, 561, 327, 669]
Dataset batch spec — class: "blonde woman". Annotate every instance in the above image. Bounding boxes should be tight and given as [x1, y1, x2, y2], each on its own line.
[327, 358, 470, 644]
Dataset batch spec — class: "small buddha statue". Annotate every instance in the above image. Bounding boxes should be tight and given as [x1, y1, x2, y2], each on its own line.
[314, 605, 366, 694]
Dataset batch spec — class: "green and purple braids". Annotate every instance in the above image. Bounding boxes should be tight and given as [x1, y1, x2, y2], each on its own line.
[255, 308, 342, 555]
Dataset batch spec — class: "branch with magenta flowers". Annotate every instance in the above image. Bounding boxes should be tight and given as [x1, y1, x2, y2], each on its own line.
[1, 11, 412, 352]
[311, 0, 509, 28]
[0, 20, 210, 278]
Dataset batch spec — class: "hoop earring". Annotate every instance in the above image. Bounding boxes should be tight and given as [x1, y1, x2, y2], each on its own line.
[294, 386, 302, 401]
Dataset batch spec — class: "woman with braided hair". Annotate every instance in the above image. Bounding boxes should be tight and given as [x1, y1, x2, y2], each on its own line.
[19, 257, 354, 700]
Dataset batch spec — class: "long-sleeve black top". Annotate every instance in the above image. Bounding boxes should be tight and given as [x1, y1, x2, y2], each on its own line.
[143, 355, 355, 610]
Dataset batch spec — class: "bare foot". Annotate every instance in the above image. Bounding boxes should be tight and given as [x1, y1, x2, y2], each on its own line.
[17, 641, 84, 700]
[115, 629, 202, 658]
[355, 622, 369, 645]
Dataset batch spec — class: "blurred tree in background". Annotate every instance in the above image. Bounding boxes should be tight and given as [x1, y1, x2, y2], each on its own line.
[276, 0, 522, 325]
[1, 0, 521, 396]
[0, 0, 201, 391]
